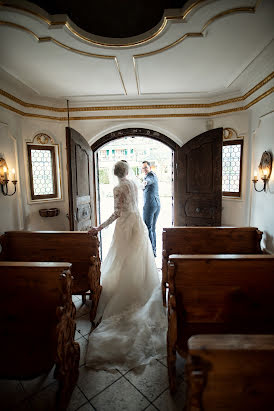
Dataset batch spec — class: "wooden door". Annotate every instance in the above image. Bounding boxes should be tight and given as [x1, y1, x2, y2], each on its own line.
[66, 127, 95, 230]
[174, 128, 223, 226]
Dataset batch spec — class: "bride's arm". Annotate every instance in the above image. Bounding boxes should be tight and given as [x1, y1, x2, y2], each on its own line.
[88, 187, 124, 235]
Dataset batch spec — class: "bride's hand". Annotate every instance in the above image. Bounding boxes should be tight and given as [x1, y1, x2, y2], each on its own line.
[88, 227, 99, 236]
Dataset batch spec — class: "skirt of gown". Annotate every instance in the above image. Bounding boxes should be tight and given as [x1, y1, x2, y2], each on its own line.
[85, 210, 167, 370]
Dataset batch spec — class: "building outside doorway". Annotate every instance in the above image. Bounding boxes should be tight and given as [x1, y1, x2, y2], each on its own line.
[96, 136, 173, 270]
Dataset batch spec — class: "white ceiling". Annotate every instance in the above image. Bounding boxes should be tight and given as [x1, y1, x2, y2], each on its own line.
[0, 0, 273, 103]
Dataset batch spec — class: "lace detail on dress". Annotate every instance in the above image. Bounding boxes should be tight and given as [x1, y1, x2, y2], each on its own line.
[99, 178, 139, 230]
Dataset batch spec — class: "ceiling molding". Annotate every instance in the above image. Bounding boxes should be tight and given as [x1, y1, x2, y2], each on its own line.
[0, 20, 127, 95]
[133, 3, 260, 94]
[0, 87, 272, 121]
[0, 72, 273, 113]
[0, 0, 212, 48]
[134, 3, 259, 59]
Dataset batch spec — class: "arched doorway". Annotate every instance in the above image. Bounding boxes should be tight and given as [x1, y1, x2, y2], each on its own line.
[91, 128, 178, 267]
[66, 126, 223, 233]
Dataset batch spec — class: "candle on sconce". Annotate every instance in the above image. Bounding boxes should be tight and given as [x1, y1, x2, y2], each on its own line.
[263, 169, 268, 179]
[253, 170, 258, 181]
[3, 166, 7, 180]
[11, 168, 16, 181]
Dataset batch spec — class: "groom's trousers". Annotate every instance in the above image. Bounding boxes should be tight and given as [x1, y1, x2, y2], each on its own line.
[143, 202, 160, 256]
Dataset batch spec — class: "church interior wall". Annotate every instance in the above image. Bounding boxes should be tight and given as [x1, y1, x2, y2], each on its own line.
[0, 80, 273, 242]
[249, 94, 274, 253]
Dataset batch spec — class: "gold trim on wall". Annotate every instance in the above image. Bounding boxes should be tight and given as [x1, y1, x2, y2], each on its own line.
[0, 72, 273, 113]
[223, 128, 244, 140]
[0, 21, 127, 95]
[0, 87, 272, 121]
[0, 0, 211, 48]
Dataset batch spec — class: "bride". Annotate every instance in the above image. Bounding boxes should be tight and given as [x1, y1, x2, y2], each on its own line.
[85, 160, 167, 370]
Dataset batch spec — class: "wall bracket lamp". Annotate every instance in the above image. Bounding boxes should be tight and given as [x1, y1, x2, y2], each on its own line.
[0, 157, 17, 196]
[252, 151, 272, 192]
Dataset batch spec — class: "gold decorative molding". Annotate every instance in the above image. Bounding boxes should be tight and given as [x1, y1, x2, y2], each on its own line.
[0, 72, 273, 113]
[0, 21, 127, 95]
[134, 5, 258, 59]
[0, 0, 210, 48]
[223, 128, 244, 140]
[0, 87, 273, 121]
[133, 4, 259, 94]
[31, 133, 55, 145]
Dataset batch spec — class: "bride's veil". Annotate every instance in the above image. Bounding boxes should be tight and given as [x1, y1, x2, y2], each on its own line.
[126, 162, 143, 190]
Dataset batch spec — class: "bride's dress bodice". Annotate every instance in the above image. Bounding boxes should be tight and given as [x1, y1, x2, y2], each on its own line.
[100, 178, 140, 230]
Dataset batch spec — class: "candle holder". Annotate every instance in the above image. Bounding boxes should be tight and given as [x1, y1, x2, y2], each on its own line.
[252, 151, 272, 193]
[252, 175, 268, 192]
[0, 158, 18, 196]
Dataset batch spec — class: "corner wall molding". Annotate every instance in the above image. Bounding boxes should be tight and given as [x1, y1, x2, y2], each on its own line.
[0, 87, 273, 121]
[0, 72, 273, 115]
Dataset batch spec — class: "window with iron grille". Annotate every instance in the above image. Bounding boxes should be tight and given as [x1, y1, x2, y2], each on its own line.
[222, 140, 243, 197]
[27, 145, 58, 200]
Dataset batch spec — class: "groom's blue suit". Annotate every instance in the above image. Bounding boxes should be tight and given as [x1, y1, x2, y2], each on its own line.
[143, 171, 161, 257]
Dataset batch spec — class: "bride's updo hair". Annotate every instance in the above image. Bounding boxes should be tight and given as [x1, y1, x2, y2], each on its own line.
[114, 160, 129, 178]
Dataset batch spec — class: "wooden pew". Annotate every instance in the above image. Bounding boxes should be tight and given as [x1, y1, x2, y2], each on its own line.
[186, 334, 274, 411]
[167, 254, 274, 393]
[162, 226, 263, 306]
[0, 231, 102, 322]
[0, 261, 80, 411]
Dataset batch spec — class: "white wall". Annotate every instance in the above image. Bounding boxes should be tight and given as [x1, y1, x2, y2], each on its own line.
[249, 95, 274, 253]
[0, 104, 255, 232]
[0, 107, 70, 232]
[0, 122, 23, 233]
[214, 111, 250, 227]
[19, 118, 70, 231]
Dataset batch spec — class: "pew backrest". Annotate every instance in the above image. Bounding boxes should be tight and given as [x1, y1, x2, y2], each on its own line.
[163, 227, 263, 256]
[162, 227, 263, 306]
[0, 231, 100, 295]
[168, 254, 274, 352]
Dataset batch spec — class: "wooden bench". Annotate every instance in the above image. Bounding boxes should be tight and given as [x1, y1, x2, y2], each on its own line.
[0, 261, 80, 411]
[167, 254, 274, 392]
[0, 231, 102, 322]
[162, 226, 263, 306]
[186, 334, 274, 411]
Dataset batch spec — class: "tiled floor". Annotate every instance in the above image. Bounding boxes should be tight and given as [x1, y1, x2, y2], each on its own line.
[0, 295, 186, 410]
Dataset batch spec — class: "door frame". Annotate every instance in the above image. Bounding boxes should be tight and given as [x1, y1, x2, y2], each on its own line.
[91, 128, 179, 226]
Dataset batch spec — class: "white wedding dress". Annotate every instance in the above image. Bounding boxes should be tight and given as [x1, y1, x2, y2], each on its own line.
[85, 177, 167, 370]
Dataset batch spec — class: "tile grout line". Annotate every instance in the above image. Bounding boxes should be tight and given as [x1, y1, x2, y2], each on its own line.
[83, 373, 124, 402]
[122, 373, 161, 408]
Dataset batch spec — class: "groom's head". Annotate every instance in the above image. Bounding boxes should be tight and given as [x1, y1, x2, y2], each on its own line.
[142, 161, 151, 175]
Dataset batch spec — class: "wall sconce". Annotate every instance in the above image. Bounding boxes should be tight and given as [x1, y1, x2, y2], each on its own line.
[0, 157, 17, 196]
[252, 151, 272, 192]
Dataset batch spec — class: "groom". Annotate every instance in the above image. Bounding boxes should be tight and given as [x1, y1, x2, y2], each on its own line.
[142, 161, 161, 257]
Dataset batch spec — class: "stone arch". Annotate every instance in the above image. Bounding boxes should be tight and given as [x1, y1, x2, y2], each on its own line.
[91, 127, 179, 151]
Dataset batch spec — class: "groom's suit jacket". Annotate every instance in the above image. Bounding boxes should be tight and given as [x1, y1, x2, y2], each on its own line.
[143, 171, 160, 210]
